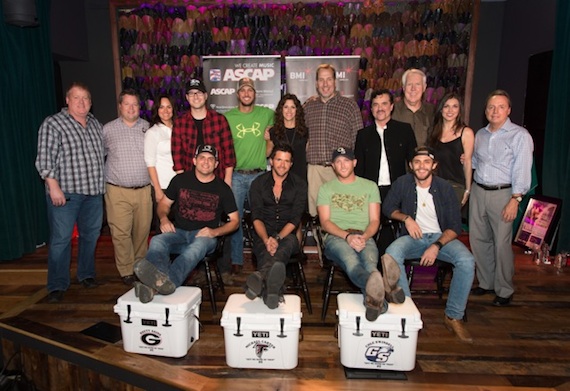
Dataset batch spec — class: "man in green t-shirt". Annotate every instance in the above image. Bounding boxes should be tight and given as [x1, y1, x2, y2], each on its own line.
[223, 78, 274, 275]
[317, 147, 404, 321]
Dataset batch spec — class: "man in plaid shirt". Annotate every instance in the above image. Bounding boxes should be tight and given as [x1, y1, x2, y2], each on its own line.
[171, 79, 235, 186]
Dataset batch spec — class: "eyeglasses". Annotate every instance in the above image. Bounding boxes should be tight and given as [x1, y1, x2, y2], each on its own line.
[187, 91, 205, 97]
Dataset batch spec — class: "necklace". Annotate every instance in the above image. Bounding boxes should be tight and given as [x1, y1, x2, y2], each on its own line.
[417, 186, 431, 207]
[284, 127, 296, 146]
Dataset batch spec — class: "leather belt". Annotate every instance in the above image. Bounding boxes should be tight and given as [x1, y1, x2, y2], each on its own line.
[475, 182, 512, 191]
[235, 169, 264, 175]
[107, 183, 149, 190]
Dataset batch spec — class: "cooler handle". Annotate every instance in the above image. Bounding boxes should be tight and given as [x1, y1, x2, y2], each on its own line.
[353, 316, 363, 336]
[124, 304, 132, 323]
[162, 308, 172, 327]
[277, 318, 287, 338]
[234, 317, 243, 337]
[399, 318, 409, 339]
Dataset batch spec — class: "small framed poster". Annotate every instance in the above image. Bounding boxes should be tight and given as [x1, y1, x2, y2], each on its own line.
[514, 195, 562, 249]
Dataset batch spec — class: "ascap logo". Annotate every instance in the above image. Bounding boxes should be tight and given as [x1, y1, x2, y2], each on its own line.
[210, 88, 236, 95]
[364, 341, 394, 363]
[223, 68, 275, 81]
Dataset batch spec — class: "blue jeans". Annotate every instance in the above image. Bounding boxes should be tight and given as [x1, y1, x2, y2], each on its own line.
[46, 193, 103, 292]
[324, 235, 379, 294]
[386, 233, 475, 319]
[229, 171, 263, 266]
[145, 228, 217, 287]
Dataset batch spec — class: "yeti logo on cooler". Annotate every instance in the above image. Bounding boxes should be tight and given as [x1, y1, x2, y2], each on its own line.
[252, 331, 270, 338]
[141, 332, 162, 346]
[364, 341, 394, 363]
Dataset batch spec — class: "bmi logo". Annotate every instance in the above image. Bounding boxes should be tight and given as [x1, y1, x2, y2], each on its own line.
[364, 341, 394, 363]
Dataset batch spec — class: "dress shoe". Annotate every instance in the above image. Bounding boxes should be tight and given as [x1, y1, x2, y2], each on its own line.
[47, 290, 64, 303]
[364, 271, 386, 321]
[121, 275, 137, 286]
[380, 254, 405, 304]
[221, 272, 234, 286]
[263, 262, 286, 309]
[444, 316, 473, 344]
[80, 278, 101, 289]
[134, 259, 175, 295]
[471, 287, 495, 296]
[134, 282, 154, 303]
[245, 271, 263, 300]
[231, 264, 242, 275]
[493, 295, 512, 307]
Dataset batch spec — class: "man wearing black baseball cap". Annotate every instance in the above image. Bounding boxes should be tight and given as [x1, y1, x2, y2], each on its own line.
[317, 147, 404, 322]
[171, 78, 235, 188]
[382, 146, 475, 343]
[133, 144, 239, 303]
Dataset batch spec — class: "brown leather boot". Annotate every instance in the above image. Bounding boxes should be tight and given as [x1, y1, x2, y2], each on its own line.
[444, 315, 473, 344]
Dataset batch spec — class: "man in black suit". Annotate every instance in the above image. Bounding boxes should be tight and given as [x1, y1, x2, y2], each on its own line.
[355, 89, 417, 254]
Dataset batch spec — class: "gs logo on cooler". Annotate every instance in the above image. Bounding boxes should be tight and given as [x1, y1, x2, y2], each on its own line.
[364, 341, 394, 363]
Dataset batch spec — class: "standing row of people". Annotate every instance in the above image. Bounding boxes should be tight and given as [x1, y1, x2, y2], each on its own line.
[35, 65, 533, 341]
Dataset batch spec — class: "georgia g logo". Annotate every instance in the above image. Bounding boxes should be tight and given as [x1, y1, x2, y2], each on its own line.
[365, 345, 394, 363]
[141, 332, 161, 346]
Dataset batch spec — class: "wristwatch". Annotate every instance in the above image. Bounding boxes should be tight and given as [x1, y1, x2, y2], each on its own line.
[274, 234, 282, 242]
[512, 195, 523, 202]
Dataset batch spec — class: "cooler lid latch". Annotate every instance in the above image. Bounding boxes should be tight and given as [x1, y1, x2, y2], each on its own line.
[124, 304, 132, 323]
[277, 318, 287, 338]
[162, 308, 172, 327]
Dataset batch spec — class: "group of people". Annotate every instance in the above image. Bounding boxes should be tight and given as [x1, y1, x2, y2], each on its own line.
[36, 64, 533, 345]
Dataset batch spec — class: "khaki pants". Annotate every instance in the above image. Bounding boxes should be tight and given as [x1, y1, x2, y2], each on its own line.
[105, 184, 152, 276]
[307, 164, 336, 216]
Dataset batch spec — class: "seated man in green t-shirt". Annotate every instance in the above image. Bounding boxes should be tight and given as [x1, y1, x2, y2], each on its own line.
[317, 147, 404, 321]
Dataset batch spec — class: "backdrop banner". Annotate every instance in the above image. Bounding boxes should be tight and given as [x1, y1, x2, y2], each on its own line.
[202, 55, 282, 113]
[285, 56, 361, 103]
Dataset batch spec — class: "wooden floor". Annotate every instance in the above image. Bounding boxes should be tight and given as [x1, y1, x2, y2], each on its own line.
[1, 232, 570, 390]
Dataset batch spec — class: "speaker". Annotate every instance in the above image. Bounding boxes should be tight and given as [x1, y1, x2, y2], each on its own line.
[3, 0, 39, 27]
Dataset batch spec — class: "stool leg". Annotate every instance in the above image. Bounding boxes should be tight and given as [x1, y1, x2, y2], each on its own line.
[321, 264, 335, 321]
[204, 260, 217, 314]
[297, 261, 313, 314]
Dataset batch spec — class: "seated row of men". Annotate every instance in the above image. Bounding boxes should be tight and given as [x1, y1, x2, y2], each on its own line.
[133, 142, 474, 344]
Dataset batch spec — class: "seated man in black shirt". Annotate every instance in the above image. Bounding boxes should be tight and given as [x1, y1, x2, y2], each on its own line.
[245, 144, 308, 309]
[133, 145, 239, 303]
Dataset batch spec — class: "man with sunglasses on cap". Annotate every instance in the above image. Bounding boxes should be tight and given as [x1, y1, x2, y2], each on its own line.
[172, 79, 235, 185]
[318, 147, 404, 322]
[383, 146, 475, 343]
[132, 144, 239, 303]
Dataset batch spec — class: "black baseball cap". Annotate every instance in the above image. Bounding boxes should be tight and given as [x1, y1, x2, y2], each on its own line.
[412, 146, 436, 161]
[195, 144, 218, 160]
[331, 147, 355, 162]
[186, 79, 207, 93]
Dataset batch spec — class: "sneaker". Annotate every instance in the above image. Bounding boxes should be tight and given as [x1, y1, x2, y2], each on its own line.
[134, 259, 175, 295]
[245, 271, 263, 300]
[121, 275, 137, 286]
[380, 254, 405, 304]
[444, 315, 473, 344]
[134, 281, 155, 303]
[264, 262, 286, 309]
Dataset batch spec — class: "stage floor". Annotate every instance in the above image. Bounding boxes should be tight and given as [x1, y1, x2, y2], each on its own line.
[1, 234, 569, 390]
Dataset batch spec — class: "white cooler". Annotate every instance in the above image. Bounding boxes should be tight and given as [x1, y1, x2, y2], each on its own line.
[337, 293, 423, 371]
[220, 293, 302, 370]
[113, 286, 201, 358]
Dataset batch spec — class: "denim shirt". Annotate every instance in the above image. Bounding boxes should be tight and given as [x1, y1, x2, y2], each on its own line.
[383, 173, 462, 236]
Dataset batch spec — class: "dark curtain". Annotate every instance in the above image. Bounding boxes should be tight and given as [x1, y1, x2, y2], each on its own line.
[0, 0, 55, 260]
[543, 0, 570, 251]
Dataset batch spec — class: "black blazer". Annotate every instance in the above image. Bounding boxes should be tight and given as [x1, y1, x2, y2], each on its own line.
[355, 119, 417, 184]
